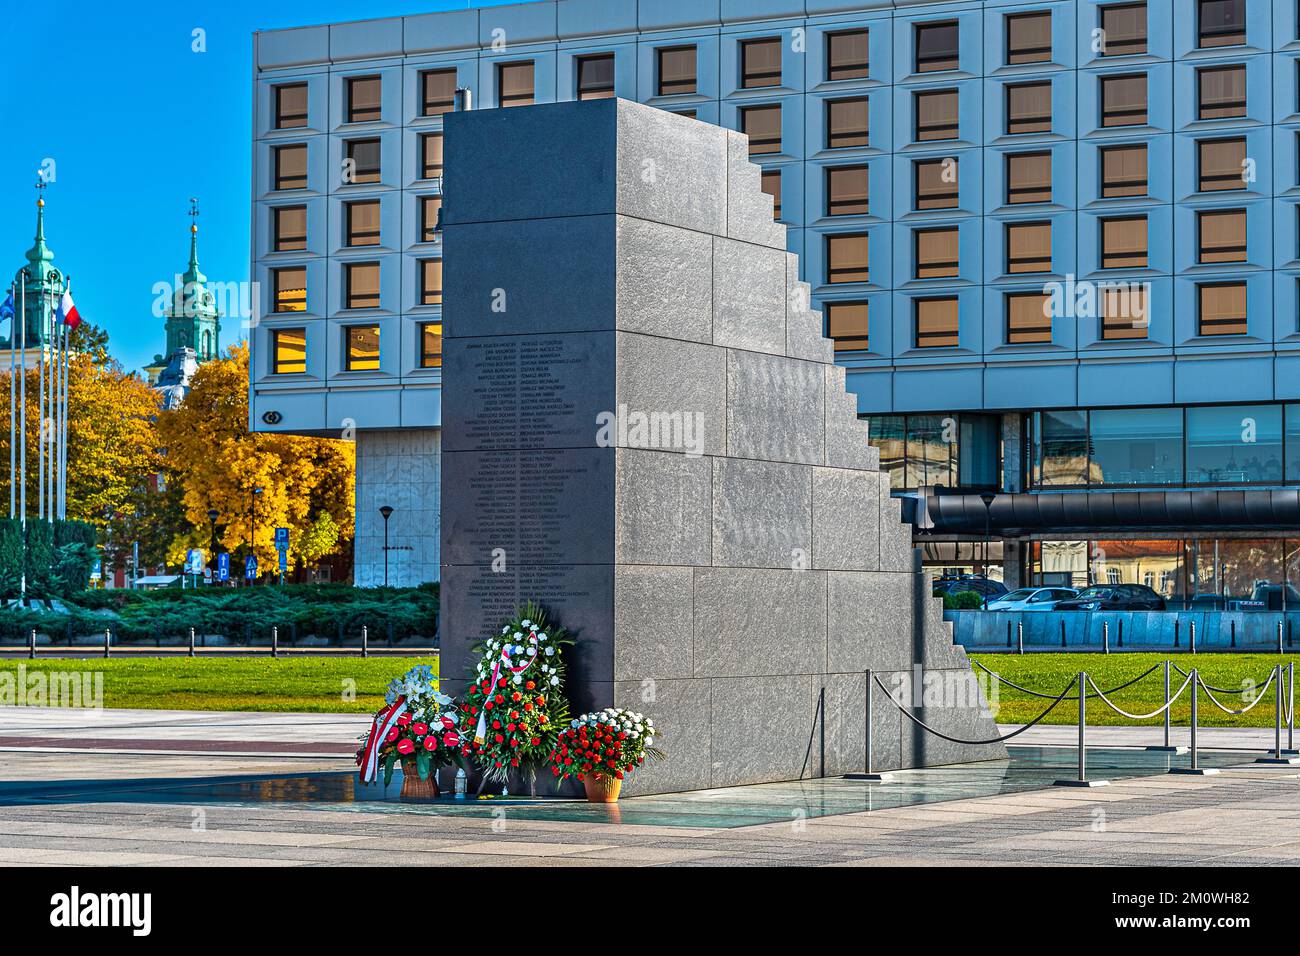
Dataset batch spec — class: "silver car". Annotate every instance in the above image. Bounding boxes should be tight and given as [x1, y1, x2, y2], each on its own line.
[985, 587, 1079, 611]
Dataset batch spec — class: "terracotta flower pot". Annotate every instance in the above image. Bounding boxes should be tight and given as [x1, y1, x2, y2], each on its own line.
[583, 774, 622, 803]
[400, 760, 439, 801]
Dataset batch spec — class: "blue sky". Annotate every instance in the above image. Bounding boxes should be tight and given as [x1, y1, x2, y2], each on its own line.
[0, 0, 514, 375]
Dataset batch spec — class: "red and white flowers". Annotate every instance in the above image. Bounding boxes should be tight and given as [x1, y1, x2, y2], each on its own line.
[357, 664, 468, 786]
[549, 708, 663, 782]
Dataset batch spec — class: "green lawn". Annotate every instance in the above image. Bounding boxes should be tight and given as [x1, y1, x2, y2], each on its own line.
[969, 652, 1295, 728]
[0, 657, 438, 713]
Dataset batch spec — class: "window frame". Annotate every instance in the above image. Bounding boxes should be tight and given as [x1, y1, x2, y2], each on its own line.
[345, 138, 381, 184]
[343, 324, 381, 372]
[1197, 280, 1248, 336]
[497, 61, 536, 108]
[419, 131, 444, 180]
[271, 327, 307, 375]
[1197, 208, 1247, 264]
[1006, 10, 1053, 65]
[420, 258, 444, 307]
[419, 321, 443, 369]
[826, 96, 869, 149]
[1006, 291, 1053, 345]
[1100, 72, 1148, 128]
[1006, 151, 1052, 205]
[825, 300, 870, 352]
[274, 83, 308, 129]
[344, 200, 381, 248]
[740, 37, 783, 89]
[657, 45, 697, 96]
[914, 88, 959, 142]
[915, 20, 960, 73]
[577, 53, 616, 100]
[272, 267, 307, 314]
[272, 204, 307, 252]
[826, 29, 870, 82]
[1100, 143, 1149, 198]
[915, 157, 959, 210]
[827, 164, 870, 216]
[1006, 81, 1053, 135]
[344, 261, 381, 311]
[741, 103, 783, 155]
[1197, 64, 1247, 120]
[914, 226, 960, 279]
[346, 75, 382, 124]
[1005, 220, 1053, 274]
[273, 144, 308, 191]
[420, 69, 457, 116]
[1099, 2, 1148, 57]
[1100, 215, 1149, 269]
[826, 232, 869, 284]
[914, 296, 960, 348]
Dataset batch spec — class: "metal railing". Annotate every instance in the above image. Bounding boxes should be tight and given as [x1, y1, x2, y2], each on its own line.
[948, 609, 1299, 653]
[853, 659, 1298, 785]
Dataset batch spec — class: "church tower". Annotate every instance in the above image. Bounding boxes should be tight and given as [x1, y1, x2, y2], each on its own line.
[145, 202, 221, 393]
[4, 189, 67, 361]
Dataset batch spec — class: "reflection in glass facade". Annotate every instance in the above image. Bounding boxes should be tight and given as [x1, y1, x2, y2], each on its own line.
[1029, 404, 1300, 488]
[864, 413, 999, 490]
[1028, 537, 1300, 610]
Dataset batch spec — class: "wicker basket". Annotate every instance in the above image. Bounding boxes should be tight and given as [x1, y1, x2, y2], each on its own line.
[400, 760, 440, 801]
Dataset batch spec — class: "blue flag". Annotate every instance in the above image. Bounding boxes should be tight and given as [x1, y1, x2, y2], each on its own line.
[0, 292, 13, 322]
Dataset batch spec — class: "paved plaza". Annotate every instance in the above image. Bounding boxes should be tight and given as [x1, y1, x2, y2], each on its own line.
[0, 707, 1297, 866]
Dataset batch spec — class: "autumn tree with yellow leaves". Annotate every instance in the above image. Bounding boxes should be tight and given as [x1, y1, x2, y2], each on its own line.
[155, 342, 355, 577]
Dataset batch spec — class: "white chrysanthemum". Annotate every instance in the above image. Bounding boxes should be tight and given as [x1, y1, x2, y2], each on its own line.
[513, 674, 523, 685]
[513, 631, 523, 640]
[521, 620, 532, 628]
[538, 632, 548, 642]
[544, 646, 555, 656]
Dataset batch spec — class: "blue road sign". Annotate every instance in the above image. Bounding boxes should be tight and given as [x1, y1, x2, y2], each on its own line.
[185, 549, 204, 575]
[278, 550, 288, 572]
[274, 527, 290, 549]
[245, 555, 258, 580]
[217, 553, 230, 581]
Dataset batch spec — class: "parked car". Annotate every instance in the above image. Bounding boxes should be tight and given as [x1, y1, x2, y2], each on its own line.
[986, 587, 1079, 612]
[1054, 584, 1167, 611]
[932, 576, 1009, 601]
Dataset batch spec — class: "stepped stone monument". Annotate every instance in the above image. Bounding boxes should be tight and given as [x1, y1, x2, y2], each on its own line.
[440, 99, 1005, 795]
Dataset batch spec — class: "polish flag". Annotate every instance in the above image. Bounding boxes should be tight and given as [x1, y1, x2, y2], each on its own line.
[58, 290, 81, 329]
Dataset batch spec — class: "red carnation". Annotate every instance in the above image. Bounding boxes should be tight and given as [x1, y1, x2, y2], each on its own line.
[530, 737, 541, 747]
[511, 692, 522, 702]
[497, 678, 507, 688]
[494, 733, 505, 744]
[492, 720, 501, 730]
[484, 700, 494, 711]
[495, 694, 505, 704]
[525, 681, 535, 690]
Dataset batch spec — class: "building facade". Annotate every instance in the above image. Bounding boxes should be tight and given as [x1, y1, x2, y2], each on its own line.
[252, 0, 1300, 603]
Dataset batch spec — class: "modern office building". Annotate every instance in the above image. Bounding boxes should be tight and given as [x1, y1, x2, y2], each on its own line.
[251, 0, 1300, 605]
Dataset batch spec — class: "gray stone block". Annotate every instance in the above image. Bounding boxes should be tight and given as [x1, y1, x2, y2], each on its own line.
[614, 677, 711, 795]
[726, 131, 786, 250]
[709, 675, 816, 787]
[616, 100, 727, 236]
[827, 571, 914, 675]
[613, 566, 695, 680]
[711, 457, 811, 568]
[615, 216, 713, 343]
[693, 568, 827, 678]
[712, 236, 786, 355]
[615, 333, 725, 456]
[726, 350, 824, 465]
[812, 467, 881, 571]
[879, 478, 917, 572]
[443, 215, 616, 339]
[615, 449, 711, 567]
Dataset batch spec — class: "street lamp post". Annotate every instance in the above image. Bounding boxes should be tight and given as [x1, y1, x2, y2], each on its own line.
[379, 506, 394, 587]
[207, 508, 219, 585]
[980, 492, 996, 609]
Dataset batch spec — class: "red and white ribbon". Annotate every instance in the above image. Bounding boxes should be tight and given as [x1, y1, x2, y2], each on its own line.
[474, 639, 540, 745]
[359, 695, 408, 783]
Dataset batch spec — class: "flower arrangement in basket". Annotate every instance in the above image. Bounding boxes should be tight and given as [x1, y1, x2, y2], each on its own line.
[550, 708, 664, 803]
[458, 603, 574, 795]
[356, 664, 467, 800]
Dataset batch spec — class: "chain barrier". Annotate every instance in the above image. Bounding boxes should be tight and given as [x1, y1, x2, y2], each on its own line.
[972, 659, 1161, 700]
[1084, 671, 1194, 722]
[869, 672, 1077, 746]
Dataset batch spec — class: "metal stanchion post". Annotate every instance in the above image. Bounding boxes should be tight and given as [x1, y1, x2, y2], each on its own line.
[1103, 621, 1110, 655]
[1171, 670, 1219, 775]
[272, 626, 279, 659]
[28, 628, 35, 660]
[103, 628, 110, 659]
[1056, 672, 1109, 787]
[1017, 621, 1024, 655]
[1148, 659, 1187, 753]
[189, 627, 196, 658]
[1279, 621, 1285, 655]
[1287, 662, 1297, 756]
[845, 669, 893, 781]
[362, 624, 369, 659]
[1189, 620, 1196, 655]
[1257, 663, 1300, 764]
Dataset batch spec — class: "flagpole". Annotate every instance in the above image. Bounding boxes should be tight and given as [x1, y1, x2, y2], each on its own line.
[58, 280, 69, 520]
[18, 275, 26, 602]
[36, 285, 44, 522]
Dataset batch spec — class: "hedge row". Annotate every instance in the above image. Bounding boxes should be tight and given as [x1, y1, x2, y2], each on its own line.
[0, 518, 97, 600]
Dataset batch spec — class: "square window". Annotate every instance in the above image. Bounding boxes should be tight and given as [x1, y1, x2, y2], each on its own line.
[826, 97, 868, 149]
[915, 227, 959, 279]
[273, 144, 308, 191]
[273, 268, 306, 313]
[273, 205, 306, 252]
[741, 37, 782, 88]
[1100, 3, 1147, 56]
[1198, 65, 1246, 119]
[827, 233, 869, 283]
[742, 104, 782, 154]
[761, 169, 782, 220]
[915, 297, 959, 347]
[914, 89, 958, 141]
[420, 132, 444, 180]
[1199, 0, 1245, 48]
[345, 262, 380, 310]
[1100, 284, 1150, 339]
[1007, 82, 1052, 134]
[347, 76, 382, 123]
[345, 201, 380, 247]
[826, 301, 869, 351]
[1007, 11, 1052, 65]
[1006, 292, 1052, 344]
[345, 139, 381, 184]
[421, 69, 457, 116]
[1198, 281, 1247, 334]
[420, 322, 443, 368]
[421, 196, 443, 242]
[1198, 137, 1246, 191]
[421, 259, 443, 306]
[915, 21, 959, 73]
[272, 328, 307, 374]
[498, 62, 534, 107]
[1198, 208, 1246, 263]
[1006, 221, 1052, 273]
[828, 165, 870, 215]
[578, 54, 616, 100]
[274, 84, 307, 129]
[658, 46, 696, 96]
[1101, 73, 1147, 127]
[1007, 151, 1051, 204]
[1100, 144, 1148, 197]
[345, 325, 380, 371]
[915, 158, 958, 210]
[827, 30, 869, 81]
[1100, 216, 1148, 268]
